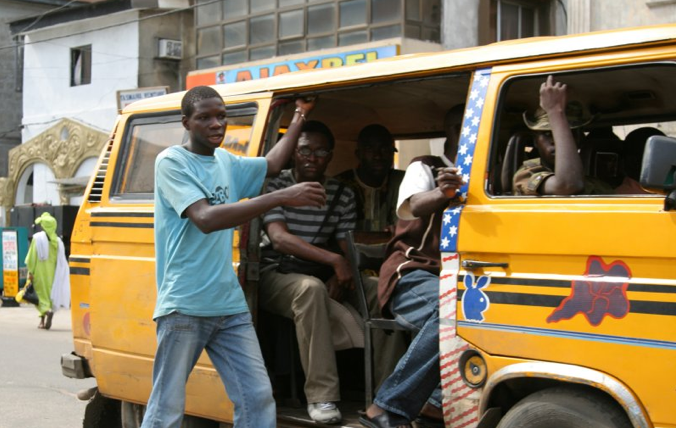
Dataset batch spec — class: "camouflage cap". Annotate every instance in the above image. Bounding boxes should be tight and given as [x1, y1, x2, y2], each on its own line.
[523, 101, 594, 131]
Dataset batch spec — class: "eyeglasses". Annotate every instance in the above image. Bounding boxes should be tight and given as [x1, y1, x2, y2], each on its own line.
[297, 147, 331, 158]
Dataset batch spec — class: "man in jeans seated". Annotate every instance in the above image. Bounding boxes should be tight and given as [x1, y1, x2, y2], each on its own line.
[360, 105, 465, 428]
[259, 120, 358, 425]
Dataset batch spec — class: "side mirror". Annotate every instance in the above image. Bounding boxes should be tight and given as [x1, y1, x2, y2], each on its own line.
[640, 135, 676, 210]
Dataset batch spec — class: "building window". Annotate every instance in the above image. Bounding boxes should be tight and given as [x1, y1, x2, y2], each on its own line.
[498, 0, 536, 41]
[340, 0, 368, 28]
[194, 0, 441, 70]
[479, 0, 550, 44]
[70, 45, 91, 86]
[14, 35, 24, 92]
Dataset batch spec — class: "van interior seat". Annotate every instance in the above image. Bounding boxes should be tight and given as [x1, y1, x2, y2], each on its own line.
[500, 131, 535, 195]
[580, 129, 624, 187]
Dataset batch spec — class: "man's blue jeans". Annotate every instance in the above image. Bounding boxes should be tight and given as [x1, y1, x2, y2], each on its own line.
[374, 269, 441, 421]
[141, 311, 276, 428]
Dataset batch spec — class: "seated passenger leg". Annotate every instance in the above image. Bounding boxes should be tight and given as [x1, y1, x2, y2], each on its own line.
[259, 271, 341, 407]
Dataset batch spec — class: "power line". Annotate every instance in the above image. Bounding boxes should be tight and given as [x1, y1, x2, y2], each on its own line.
[17, 0, 81, 34]
[0, 0, 223, 53]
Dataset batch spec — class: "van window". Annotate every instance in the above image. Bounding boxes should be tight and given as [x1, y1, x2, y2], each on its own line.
[488, 62, 676, 197]
[264, 73, 472, 176]
[221, 103, 258, 156]
[112, 113, 184, 200]
[111, 103, 258, 201]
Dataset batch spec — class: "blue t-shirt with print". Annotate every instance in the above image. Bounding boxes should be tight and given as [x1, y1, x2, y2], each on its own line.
[153, 145, 267, 319]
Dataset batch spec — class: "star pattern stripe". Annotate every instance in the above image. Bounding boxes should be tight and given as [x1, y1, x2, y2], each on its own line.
[440, 69, 491, 253]
[439, 68, 492, 428]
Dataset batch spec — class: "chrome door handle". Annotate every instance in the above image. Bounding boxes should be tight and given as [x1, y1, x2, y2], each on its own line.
[462, 260, 509, 269]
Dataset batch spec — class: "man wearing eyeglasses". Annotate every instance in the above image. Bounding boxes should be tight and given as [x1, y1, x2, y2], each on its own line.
[259, 120, 358, 425]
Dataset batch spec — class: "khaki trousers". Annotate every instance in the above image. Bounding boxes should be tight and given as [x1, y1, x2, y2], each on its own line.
[259, 270, 340, 404]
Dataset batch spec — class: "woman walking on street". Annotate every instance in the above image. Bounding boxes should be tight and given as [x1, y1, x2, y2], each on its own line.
[25, 212, 70, 329]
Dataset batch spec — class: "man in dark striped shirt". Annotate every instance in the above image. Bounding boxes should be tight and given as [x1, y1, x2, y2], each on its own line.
[259, 120, 357, 425]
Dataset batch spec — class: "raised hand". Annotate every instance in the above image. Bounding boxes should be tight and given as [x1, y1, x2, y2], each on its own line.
[539, 75, 567, 115]
[295, 97, 316, 115]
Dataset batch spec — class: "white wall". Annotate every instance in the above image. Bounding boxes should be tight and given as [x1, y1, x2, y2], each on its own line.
[442, 0, 480, 50]
[15, 164, 33, 205]
[589, 0, 676, 31]
[33, 163, 59, 205]
[20, 10, 141, 205]
[21, 10, 141, 142]
[69, 156, 98, 206]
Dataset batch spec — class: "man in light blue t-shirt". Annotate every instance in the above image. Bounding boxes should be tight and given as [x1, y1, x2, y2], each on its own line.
[141, 86, 325, 428]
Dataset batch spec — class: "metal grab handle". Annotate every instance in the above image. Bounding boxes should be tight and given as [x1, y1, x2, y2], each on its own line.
[462, 260, 509, 269]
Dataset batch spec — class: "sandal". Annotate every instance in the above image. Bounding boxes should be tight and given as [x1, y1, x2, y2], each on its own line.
[38, 316, 45, 329]
[359, 412, 412, 428]
[44, 311, 54, 330]
[413, 415, 445, 428]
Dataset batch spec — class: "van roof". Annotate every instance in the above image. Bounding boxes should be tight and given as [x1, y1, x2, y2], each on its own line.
[125, 24, 676, 113]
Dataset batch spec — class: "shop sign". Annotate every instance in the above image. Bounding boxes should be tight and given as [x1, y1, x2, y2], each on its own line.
[188, 45, 398, 88]
[117, 86, 169, 110]
[2, 230, 18, 297]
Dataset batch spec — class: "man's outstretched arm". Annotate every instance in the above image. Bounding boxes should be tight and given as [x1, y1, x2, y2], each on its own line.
[184, 181, 326, 234]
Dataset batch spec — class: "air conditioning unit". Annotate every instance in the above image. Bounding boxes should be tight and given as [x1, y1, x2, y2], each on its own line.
[158, 39, 182, 60]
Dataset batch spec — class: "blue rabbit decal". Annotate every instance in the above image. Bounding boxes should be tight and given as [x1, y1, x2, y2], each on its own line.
[462, 273, 491, 322]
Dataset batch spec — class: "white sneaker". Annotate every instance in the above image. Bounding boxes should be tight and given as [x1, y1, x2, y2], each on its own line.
[307, 402, 342, 424]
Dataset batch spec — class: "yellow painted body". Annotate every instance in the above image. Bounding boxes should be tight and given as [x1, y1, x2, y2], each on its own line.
[68, 24, 676, 425]
[449, 44, 676, 427]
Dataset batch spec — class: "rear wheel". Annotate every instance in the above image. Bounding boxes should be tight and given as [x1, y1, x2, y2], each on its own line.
[120, 401, 220, 428]
[497, 386, 632, 428]
[121, 401, 144, 428]
[83, 390, 122, 428]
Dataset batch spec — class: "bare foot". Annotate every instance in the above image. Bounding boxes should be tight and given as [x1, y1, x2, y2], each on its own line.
[365, 403, 384, 419]
[38, 316, 45, 329]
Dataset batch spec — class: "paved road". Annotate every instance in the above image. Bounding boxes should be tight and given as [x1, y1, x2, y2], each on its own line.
[0, 304, 96, 428]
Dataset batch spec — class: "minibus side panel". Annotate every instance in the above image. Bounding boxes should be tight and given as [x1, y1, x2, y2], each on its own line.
[455, 53, 676, 426]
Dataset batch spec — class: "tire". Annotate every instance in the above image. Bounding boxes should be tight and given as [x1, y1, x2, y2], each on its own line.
[83, 391, 122, 428]
[497, 386, 632, 428]
[120, 401, 219, 428]
[121, 401, 144, 428]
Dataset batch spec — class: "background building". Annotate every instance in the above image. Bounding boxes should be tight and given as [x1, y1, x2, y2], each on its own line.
[1, 0, 192, 225]
[1, 0, 675, 227]
[0, 0, 77, 226]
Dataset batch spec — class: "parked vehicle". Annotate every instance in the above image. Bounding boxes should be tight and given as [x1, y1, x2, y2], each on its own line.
[64, 24, 676, 427]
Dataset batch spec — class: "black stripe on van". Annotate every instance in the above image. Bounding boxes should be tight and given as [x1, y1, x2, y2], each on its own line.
[486, 276, 569, 288]
[91, 212, 154, 218]
[456, 290, 676, 317]
[70, 267, 90, 276]
[90, 222, 154, 228]
[462, 276, 676, 294]
[69, 257, 90, 264]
